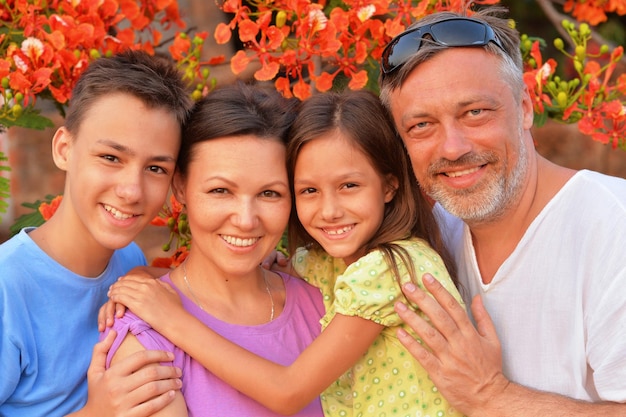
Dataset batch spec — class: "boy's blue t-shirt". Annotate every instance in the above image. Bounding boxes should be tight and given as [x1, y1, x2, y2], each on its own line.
[0, 228, 146, 416]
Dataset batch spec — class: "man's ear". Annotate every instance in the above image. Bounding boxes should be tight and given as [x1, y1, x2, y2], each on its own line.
[385, 174, 399, 203]
[51, 127, 72, 171]
[171, 171, 187, 206]
[521, 85, 534, 129]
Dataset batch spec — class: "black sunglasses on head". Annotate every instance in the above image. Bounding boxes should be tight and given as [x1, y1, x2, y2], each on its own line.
[380, 17, 506, 75]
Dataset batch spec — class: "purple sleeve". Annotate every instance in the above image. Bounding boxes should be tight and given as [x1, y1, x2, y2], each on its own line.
[101, 311, 180, 369]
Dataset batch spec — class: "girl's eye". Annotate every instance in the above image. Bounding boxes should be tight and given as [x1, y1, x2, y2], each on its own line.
[300, 187, 317, 195]
[343, 183, 358, 189]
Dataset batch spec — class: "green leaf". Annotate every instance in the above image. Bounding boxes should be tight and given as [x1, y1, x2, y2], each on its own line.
[533, 110, 548, 128]
[8, 195, 59, 236]
[0, 111, 55, 130]
[9, 211, 45, 236]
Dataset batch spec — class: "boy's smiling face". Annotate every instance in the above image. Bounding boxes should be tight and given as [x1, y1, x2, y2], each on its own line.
[54, 92, 181, 254]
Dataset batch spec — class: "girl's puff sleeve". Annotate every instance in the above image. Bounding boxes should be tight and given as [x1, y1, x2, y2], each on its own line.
[333, 239, 460, 327]
[292, 246, 345, 289]
[332, 250, 404, 327]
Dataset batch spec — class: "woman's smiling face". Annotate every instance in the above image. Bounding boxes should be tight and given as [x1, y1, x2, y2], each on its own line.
[173, 135, 291, 278]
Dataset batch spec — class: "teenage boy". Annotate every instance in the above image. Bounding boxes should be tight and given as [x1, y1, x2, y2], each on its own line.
[0, 50, 193, 416]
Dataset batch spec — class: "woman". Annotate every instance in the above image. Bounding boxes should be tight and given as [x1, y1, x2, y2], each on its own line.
[101, 82, 325, 417]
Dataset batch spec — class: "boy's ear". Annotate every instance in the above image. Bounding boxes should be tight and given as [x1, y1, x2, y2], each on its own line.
[171, 171, 187, 206]
[384, 174, 399, 203]
[51, 127, 72, 171]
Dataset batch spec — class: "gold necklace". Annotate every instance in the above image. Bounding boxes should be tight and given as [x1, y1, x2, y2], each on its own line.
[182, 262, 275, 322]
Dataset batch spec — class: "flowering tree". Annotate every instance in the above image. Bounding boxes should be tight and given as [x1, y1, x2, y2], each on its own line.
[215, 0, 625, 147]
[0, 0, 213, 130]
[2, 0, 625, 266]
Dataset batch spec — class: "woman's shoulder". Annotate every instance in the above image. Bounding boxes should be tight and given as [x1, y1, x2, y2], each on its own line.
[279, 272, 324, 309]
[104, 308, 178, 368]
[280, 271, 320, 295]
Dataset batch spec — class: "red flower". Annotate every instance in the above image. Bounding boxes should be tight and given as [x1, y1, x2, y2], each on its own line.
[38, 195, 63, 221]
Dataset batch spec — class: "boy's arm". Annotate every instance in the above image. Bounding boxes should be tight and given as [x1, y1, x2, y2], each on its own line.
[66, 331, 184, 417]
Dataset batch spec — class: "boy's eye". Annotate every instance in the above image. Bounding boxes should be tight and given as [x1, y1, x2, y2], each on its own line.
[147, 166, 167, 174]
[300, 187, 317, 195]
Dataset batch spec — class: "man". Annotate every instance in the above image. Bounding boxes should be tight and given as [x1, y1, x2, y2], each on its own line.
[379, 7, 626, 416]
[0, 50, 193, 416]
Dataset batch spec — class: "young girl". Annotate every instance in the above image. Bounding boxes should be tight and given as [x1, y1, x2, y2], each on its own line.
[101, 82, 325, 417]
[108, 89, 465, 416]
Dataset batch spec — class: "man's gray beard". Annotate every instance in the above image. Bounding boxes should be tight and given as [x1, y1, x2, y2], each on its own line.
[428, 135, 529, 224]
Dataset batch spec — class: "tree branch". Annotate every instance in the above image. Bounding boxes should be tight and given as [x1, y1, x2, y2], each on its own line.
[534, 0, 625, 65]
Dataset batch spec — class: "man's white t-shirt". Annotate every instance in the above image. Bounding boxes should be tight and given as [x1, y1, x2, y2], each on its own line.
[436, 170, 626, 402]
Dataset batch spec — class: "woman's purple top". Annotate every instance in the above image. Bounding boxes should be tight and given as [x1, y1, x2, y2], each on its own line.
[103, 272, 324, 417]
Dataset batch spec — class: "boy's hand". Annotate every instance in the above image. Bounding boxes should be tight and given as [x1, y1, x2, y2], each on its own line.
[97, 299, 125, 332]
[66, 331, 182, 417]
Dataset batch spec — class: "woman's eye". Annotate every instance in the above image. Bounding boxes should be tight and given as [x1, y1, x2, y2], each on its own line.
[261, 190, 280, 198]
[209, 188, 228, 194]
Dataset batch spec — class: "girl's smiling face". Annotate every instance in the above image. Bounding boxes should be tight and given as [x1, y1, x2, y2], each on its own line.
[293, 131, 396, 265]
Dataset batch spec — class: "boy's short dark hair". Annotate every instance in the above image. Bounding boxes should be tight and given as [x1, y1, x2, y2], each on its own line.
[64, 50, 193, 135]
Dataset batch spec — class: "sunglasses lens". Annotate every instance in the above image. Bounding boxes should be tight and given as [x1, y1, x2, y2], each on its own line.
[382, 31, 422, 73]
[382, 18, 500, 75]
[430, 20, 488, 46]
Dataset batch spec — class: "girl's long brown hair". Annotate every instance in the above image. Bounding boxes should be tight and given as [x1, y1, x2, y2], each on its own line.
[286, 90, 457, 287]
